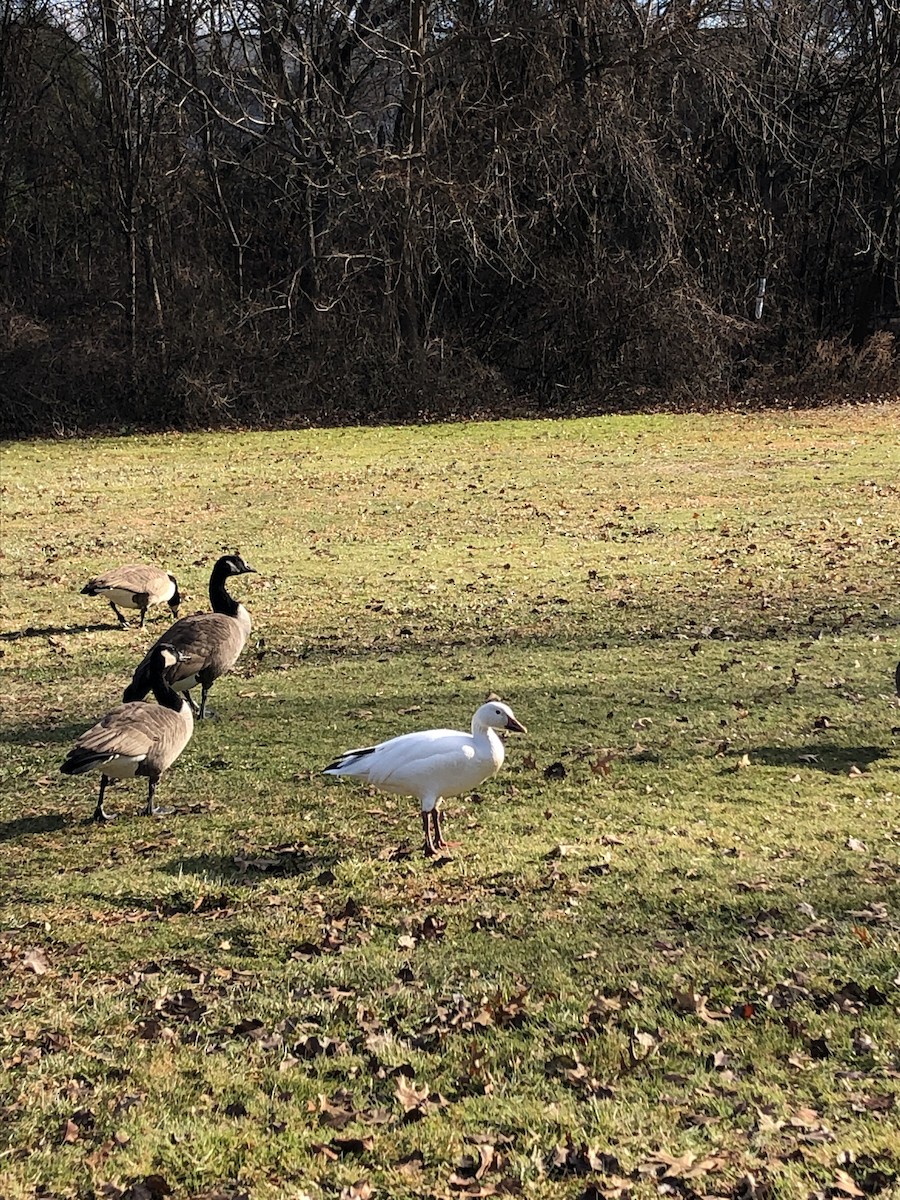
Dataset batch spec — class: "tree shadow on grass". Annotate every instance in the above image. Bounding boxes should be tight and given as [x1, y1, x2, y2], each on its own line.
[262, 599, 900, 662]
[0, 721, 92, 748]
[746, 743, 892, 772]
[0, 621, 121, 640]
[0, 813, 70, 841]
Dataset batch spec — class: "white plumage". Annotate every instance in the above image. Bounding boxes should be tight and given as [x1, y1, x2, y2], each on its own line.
[323, 700, 527, 855]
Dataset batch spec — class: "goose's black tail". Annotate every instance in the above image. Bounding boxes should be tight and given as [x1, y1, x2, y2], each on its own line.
[61, 748, 111, 775]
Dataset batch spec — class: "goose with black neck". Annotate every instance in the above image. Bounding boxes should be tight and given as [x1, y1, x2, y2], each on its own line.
[61, 642, 194, 822]
[123, 553, 256, 719]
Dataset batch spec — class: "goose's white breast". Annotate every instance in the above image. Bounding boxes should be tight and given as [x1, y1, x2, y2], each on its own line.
[102, 754, 146, 779]
[98, 586, 144, 609]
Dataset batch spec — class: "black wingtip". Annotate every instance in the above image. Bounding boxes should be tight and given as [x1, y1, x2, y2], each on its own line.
[323, 745, 377, 773]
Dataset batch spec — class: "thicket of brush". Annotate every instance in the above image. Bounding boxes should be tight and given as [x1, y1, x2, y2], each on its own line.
[2, 0, 898, 436]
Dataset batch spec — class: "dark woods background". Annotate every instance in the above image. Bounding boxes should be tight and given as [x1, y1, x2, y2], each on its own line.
[1, 0, 898, 435]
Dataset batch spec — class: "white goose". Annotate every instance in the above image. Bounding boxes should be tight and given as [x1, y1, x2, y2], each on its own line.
[323, 700, 527, 856]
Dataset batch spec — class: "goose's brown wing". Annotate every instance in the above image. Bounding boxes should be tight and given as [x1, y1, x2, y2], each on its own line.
[74, 703, 180, 758]
[85, 565, 166, 593]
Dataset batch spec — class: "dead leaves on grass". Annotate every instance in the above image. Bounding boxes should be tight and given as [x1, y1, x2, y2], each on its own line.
[98, 1175, 173, 1200]
[546, 1052, 615, 1099]
[413, 988, 532, 1050]
[394, 1077, 449, 1121]
[449, 1137, 521, 1197]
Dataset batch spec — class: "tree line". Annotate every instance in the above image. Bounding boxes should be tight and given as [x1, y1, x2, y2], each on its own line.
[1, 0, 898, 435]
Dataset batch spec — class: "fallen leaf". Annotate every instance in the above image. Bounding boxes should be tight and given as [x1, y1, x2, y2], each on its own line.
[548, 1139, 620, 1176]
[395, 1078, 430, 1114]
[630, 1029, 659, 1060]
[22, 948, 50, 975]
[340, 1181, 374, 1200]
[590, 752, 614, 777]
[831, 1169, 864, 1197]
[395, 1150, 425, 1177]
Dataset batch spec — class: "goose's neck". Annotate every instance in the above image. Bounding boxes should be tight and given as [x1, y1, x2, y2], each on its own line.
[209, 567, 240, 618]
[471, 722, 505, 768]
[150, 660, 190, 716]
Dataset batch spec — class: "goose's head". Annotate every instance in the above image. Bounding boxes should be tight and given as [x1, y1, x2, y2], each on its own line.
[167, 574, 182, 617]
[215, 553, 257, 577]
[473, 700, 527, 735]
[155, 642, 186, 676]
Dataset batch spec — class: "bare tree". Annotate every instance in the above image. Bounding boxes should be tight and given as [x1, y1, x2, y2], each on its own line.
[1, 0, 897, 434]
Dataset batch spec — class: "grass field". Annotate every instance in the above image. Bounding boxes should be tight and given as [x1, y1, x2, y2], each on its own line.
[1, 405, 899, 1200]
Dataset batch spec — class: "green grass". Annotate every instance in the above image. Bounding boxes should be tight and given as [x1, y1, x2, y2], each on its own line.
[1, 406, 899, 1200]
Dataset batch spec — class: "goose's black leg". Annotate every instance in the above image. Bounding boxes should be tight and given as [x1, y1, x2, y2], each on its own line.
[183, 691, 200, 716]
[432, 807, 458, 851]
[92, 775, 116, 822]
[422, 811, 437, 856]
[198, 683, 213, 720]
[109, 601, 129, 628]
[139, 608, 147, 628]
[431, 808, 443, 849]
[144, 777, 172, 818]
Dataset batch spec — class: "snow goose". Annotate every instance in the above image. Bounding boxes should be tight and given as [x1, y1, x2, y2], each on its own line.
[81, 563, 181, 628]
[323, 700, 527, 856]
[123, 553, 255, 718]
[61, 643, 194, 821]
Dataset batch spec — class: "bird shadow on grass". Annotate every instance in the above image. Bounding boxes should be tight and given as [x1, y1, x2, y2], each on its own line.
[0, 813, 70, 842]
[744, 743, 891, 772]
[0, 721, 90, 748]
[0, 621, 121, 640]
[159, 847, 344, 886]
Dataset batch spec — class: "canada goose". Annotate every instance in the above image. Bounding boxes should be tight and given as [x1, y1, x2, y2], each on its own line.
[323, 700, 527, 856]
[123, 553, 255, 718]
[61, 642, 193, 822]
[81, 564, 181, 628]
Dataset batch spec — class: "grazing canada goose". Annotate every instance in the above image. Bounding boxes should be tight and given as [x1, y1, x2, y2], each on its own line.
[323, 700, 527, 856]
[60, 642, 193, 822]
[123, 553, 255, 718]
[81, 564, 181, 628]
